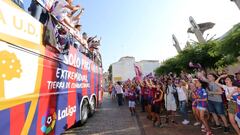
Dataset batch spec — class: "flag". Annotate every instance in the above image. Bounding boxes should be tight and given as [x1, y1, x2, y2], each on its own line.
[134, 64, 142, 81]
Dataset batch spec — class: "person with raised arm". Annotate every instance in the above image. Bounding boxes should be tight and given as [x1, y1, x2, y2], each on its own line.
[145, 79, 154, 120]
[51, 0, 81, 29]
[215, 74, 240, 135]
[199, 72, 230, 133]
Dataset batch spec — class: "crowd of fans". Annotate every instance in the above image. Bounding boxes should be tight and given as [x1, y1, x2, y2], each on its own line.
[12, 0, 102, 66]
[108, 68, 240, 135]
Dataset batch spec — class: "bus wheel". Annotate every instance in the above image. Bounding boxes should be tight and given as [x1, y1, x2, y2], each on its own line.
[89, 97, 96, 117]
[80, 99, 89, 124]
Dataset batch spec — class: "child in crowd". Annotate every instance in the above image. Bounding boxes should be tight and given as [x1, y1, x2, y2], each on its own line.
[128, 85, 137, 116]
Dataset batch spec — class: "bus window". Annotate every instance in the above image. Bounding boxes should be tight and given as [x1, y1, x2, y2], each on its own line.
[11, 0, 49, 25]
[12, 0, 24, 9]
[27, 0, 49, 24]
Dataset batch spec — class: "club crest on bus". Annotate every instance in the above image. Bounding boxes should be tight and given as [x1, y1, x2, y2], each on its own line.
[0, 51, 22, 98]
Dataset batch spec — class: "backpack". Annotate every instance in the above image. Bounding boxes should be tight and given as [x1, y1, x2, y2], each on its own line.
[172, 85, 179, 105]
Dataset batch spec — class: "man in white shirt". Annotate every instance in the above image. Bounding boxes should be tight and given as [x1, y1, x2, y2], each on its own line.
[176, 80, 190, 125]
[115, 81, 124, 106]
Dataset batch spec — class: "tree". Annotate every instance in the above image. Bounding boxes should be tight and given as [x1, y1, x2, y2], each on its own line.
[0, 51, 22, 98]
[108, 64, 112, 82]
[155, 23, 240, 75]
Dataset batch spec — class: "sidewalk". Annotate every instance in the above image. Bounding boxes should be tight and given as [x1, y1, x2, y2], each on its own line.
[135, 104, 235, 135]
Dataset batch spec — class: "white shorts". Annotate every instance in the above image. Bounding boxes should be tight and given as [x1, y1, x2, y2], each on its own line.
[197, 106, 207, 111]
[165, 100, 176, 111]
[129, 101, 136, 108]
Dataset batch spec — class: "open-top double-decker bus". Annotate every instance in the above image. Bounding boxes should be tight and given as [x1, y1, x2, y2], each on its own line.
[0, 0, 103, 134]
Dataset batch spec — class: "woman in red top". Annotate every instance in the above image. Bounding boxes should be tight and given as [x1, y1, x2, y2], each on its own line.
[152, 83, 164, 127]
[140, 80, 148, 112]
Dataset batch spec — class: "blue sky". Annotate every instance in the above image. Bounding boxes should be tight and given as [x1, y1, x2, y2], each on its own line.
[77, 0, 240, 72]
[24, 0, 240, 71]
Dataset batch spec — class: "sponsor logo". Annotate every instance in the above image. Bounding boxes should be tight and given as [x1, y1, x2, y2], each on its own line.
[63, 53, 90, 71]
[58, 105, 76, 120]
[41, 112, 56, 134]
[40, 106, 76, 132]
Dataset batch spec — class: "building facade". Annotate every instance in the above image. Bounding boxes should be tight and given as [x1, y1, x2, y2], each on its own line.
[112, 56, 160, 83]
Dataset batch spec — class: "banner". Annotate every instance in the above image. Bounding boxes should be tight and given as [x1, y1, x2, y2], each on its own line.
[44, 16, 71, 53]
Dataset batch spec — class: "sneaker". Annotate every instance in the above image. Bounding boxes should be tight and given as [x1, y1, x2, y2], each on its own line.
[224, 127, 230, 133]
[182, 120, 190, 125]
[206, 131, 214, 135]
[193, 122, 201, 126]
[158, 124, 165, 128]
[147, 115, 152, 120]
[154, 122, 159, 127]
[155, 123, 164, 128]
[171, 120, 178, 124]
[211, 124, 222, 130]
[201, 128, 207, 133]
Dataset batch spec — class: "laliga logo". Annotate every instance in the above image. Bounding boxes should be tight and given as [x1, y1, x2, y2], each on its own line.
[0, 51, 22, 98]
[41, 112, 57, 134]
[41, 106, 76, 133]
[58, 105, 76, 120]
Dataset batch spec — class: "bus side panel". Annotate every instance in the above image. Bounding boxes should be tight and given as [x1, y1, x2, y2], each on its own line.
[96, 67, 99, 103]
[0, 102, 30, 135]
[90, 63, 95, 96]
[54, 61, 69, 135]
[0, 108, 10, 135]
[66, 47, 77, 129]
[34, 48, 58, 135]
[97, 67, 103, 105]
[87, 62, 91, 98]
[75, 66, 83, 123]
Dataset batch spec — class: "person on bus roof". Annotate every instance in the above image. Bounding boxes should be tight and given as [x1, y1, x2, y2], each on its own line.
[51, 0, 80, 29]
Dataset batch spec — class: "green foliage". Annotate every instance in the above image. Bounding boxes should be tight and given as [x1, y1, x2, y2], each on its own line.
[155, 23, 240, 75]
[108, 64, 112, 81]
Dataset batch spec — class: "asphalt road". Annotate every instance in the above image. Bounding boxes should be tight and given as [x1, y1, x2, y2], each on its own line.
[63, 93, 236, 135]
[63, 93, 141, 135]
